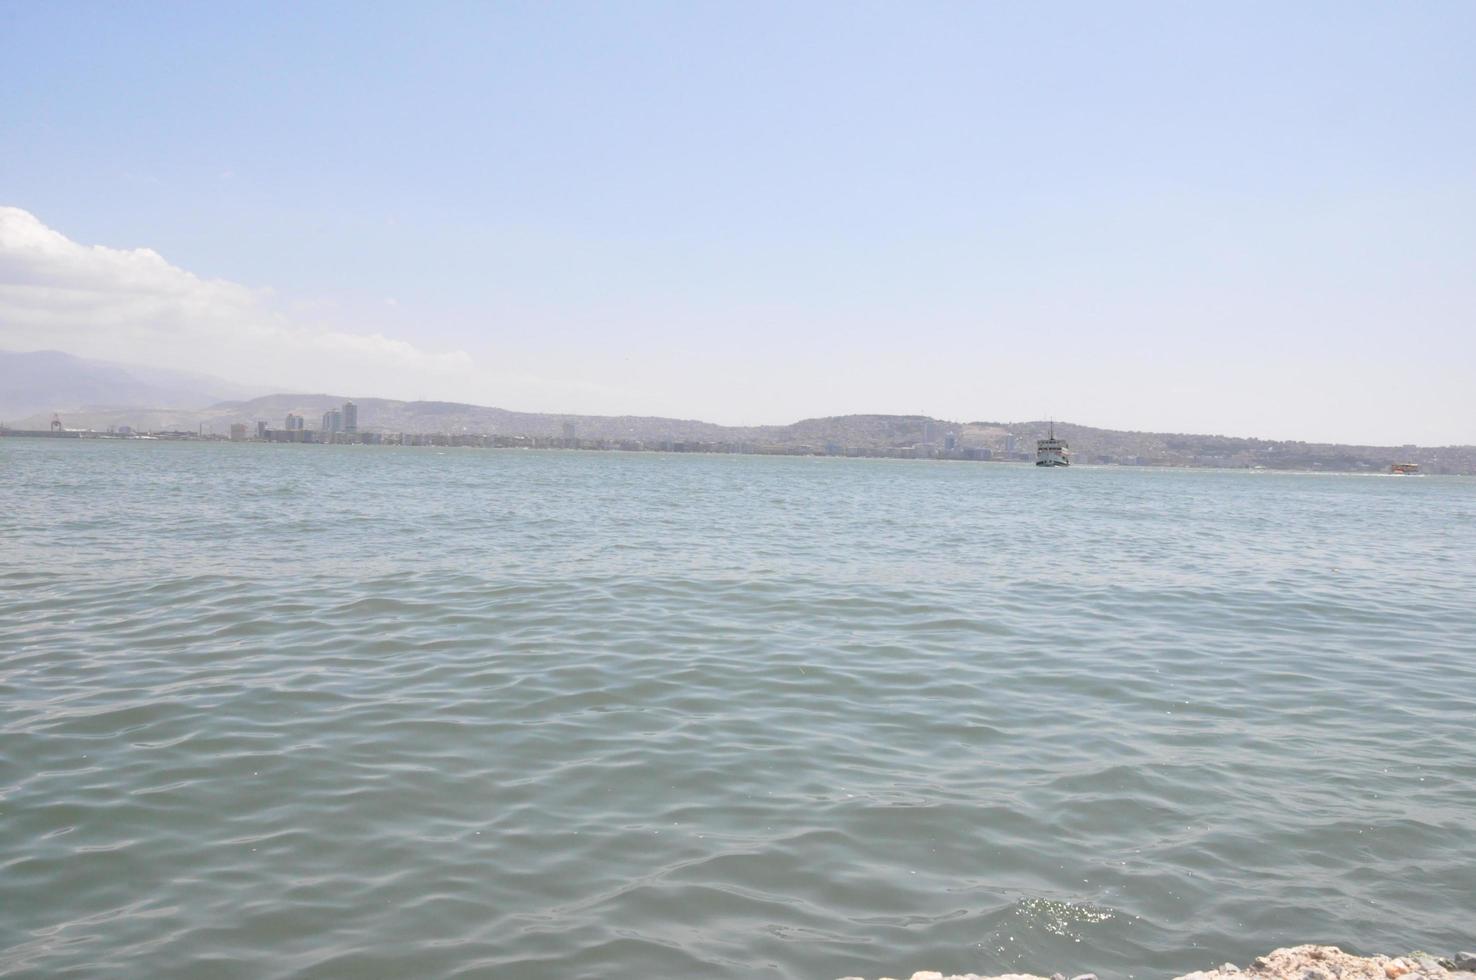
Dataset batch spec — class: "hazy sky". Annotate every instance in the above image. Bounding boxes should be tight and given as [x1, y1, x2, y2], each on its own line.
[2, 2, 1473, 444]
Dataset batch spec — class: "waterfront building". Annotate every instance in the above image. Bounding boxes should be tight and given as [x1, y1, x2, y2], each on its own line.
[256, 420, 269, 439]
[229, 423, 248, 442]
[285, 413, 304, 431]
[342, 401, 358, 433]
[321, 409, 343, 434]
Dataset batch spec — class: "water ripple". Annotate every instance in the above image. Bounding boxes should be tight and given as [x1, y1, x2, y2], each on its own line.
[1, 440, 1474, 978]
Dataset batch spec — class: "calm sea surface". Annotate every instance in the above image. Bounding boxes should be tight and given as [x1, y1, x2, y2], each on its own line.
[2, 438, 1473, 979]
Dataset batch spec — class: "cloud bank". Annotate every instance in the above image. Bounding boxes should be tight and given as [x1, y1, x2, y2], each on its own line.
[0, 207, 475, 395]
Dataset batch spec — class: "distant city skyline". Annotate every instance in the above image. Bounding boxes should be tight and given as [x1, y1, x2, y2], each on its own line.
[2, 2, 1474, 445]
[11, 391, 1474, 474]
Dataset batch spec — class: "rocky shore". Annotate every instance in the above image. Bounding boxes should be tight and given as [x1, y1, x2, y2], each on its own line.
[838, 945, 1476, 980]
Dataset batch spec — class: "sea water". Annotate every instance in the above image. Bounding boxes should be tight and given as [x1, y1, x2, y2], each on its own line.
[2, 438, 1473, 978]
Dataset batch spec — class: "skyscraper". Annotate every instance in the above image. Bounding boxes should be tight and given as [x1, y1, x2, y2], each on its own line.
[342, 401, 358, 434]
[285, 413, 304, 431]
[321, 409, 342, 434]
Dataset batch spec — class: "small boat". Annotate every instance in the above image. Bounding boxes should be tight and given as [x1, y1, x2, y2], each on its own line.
[1036, 421, 1070, 467]
[1390, 462, 1420, 475]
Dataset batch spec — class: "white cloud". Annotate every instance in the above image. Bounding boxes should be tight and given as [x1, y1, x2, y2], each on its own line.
[0, 206, 475, 395]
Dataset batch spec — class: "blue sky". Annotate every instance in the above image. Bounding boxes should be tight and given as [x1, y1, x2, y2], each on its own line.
[2, 1, 1473, 443]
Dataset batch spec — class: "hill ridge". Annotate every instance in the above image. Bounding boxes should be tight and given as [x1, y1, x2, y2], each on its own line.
[10, 392, 1474, 474]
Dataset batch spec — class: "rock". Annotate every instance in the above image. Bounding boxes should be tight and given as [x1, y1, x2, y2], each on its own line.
[839, 948, 1473, 980]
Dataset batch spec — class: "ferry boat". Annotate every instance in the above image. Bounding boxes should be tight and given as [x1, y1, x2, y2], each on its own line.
[1036, 422, 1070, 467]
[1390, 461, 1420, 475]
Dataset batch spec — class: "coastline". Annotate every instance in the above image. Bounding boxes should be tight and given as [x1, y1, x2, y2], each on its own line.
[839, 946, 1476, 980]
[3, 431, 1473, 479]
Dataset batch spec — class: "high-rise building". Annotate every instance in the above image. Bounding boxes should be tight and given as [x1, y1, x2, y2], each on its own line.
[321, 409, 343, 434]
[342, 401, 358, 433]
[256, 420, 269, 439]
[285, 413, 304, 431]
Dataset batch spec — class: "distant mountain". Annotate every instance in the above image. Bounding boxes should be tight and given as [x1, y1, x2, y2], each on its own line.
[0, 350, 276, 421]
[15, 393, 946, 447]
[11, 391, 1475, 474]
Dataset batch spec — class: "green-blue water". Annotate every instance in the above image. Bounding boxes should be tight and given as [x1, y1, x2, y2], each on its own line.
[2, 438, 1473, 979]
